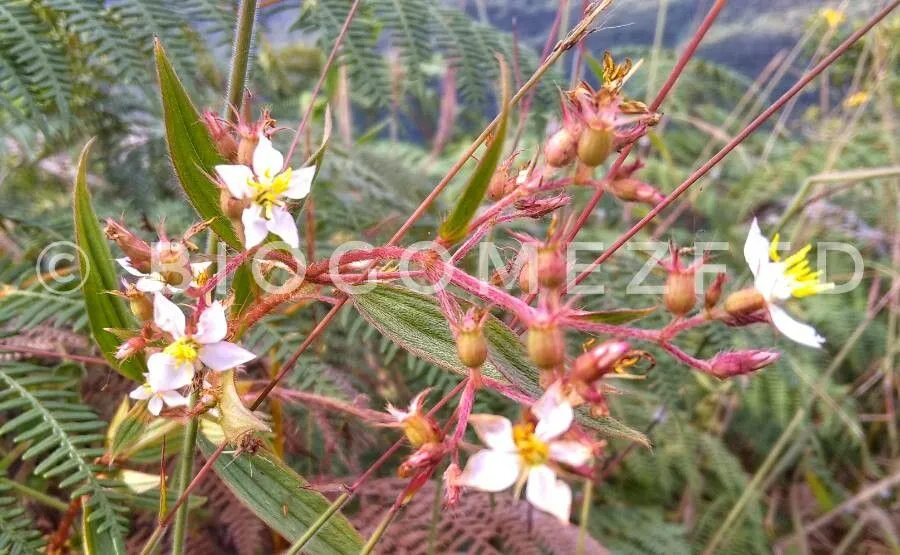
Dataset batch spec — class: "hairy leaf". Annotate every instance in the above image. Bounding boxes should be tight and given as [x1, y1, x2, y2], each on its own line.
[73, 139, 144, 381]
[571, 306, 658, 325]
[350, 284, 648, 445]
[197, 433, 363, 554]
[438, 58, 510, 244]
[154, 39, 241, 249]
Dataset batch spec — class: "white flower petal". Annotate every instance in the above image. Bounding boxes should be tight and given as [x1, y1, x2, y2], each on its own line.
[191, 261, 212, 276]
[129, 384, 151, 400]
[266, 206, 299, 249]
[197, 341, 256, 371]
[532, 382, 574, 441]
[468, 414, 516, 451]
[147, 353, 194, 390]
[408, 389, 430, 414]
[194, 301, 228, 344]
[385, 403, 409, 422]
[456, 450, 521, 492]
[525, 465, 572, 522]
[160, 390, 189, 407]
[215, 164, 254, 199]
[768, 304, 825, 348]
[153, 293, 186, 338]
[241, 206, 270, 248]
[136, 276, 168, 293]
[284, 165, 315, 199]
[549, 440, 593, 467]
[148, 396, 164, 416]
[744, 218, 771, 279]
[117, 258, 147, 277]
[252, 134, 284, 178]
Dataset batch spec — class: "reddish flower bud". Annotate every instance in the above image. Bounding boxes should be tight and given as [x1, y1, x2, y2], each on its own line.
[709, 350, 780, 378]
[662, 246, 698, 317]
[518, 261, 535, 294]
[105, 219, 151, 273]
[607, 177, 664, 205]
[576, 125, 614, 167]
[443, 463, 462, 507]
[544, 128, 579, 167]
[115, 336, 146, 360]
[705, 273, 728, 310]
[536, 246, 566, 290]
[572, 340, 631, 383]
[527, 321, 565, 370]
[724, 288, 768, 317]
[202, 110, 238, 161]
[153, 242, 191, 288]
[398, 442, 446, 478]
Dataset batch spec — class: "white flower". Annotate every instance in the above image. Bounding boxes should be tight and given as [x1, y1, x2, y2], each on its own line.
[744, 218, 834, 348]
[129, 378, 188, 416]
[456, 383, 592, 522]
[117, 254, 211, 294]
[215, 134, 315, 249]
[146, 294, 256, 391]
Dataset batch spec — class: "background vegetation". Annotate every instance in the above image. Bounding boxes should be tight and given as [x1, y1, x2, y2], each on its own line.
[0, 0, 898, 553]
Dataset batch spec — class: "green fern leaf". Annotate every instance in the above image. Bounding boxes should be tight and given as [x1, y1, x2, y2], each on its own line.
[0, 362, 128, 552]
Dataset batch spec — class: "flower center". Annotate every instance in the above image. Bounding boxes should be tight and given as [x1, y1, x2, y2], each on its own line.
[246, 167, 292, 219]
[768, 233, 834, 298]
[164, 337, 199, 365]
[513, 423, 549, 466]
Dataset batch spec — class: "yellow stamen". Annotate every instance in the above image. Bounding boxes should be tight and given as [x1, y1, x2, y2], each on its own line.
[246, 167, 292, 220]
[772, 240, 835, 299]
[513, 423, 549, 466]
[164, 337, 199, 365]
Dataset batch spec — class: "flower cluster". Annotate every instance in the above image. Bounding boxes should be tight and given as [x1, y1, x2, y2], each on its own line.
[128, 294, 256, 415]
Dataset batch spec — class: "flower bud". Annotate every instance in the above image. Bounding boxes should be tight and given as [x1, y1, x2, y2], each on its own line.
[123, 283, 153, 322]
[153, 242, 190, 288]
[607, 178, 664, 205]
[518, 261, 535, 294]
[401, 414, 443, 448]
[202, 111, 238, 161]
[115, 336, 146, 360]
[443, 463, 462, 507]
[572, 340, 630, 383]
[457, 321, 488, 369]
[105, 219, 151, 273]
[544, 128, 578, 167]
[527, 322, 565, 370]
[536, 247, 566, 290]
[724, 288, 767, 316]
[487, 171, 515, 201]
[576, 125, 614, 167]
[704, 273, 727, 310]
[709, 350, 780, 378]
[664, 270, 696, 317]
[398, 442, 446, 478]
[236, 132, 260, 166]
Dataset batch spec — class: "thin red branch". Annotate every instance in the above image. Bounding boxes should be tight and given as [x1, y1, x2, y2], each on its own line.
[572, 0, 898, 286]
[565, 0, 728, 244]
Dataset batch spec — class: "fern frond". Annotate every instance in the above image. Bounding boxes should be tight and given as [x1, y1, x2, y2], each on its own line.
[107, 0, 197, 78]
[297, 0, 391, 108]
[0, 1, 72, 123]
[431, 5, 490, 106]
[0, 484, 44, 555]
[0, 362, 128, 549]
[370, 0, 432, 82]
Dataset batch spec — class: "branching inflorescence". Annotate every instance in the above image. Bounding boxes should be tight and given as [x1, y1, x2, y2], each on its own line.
[70, 0, 898, 552]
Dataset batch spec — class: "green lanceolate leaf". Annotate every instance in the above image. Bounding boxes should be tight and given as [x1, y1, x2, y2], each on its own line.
[73, 140, 144, 382]
[351, 283, 650, 445]
[571, 306, 658, 325]
[106, 400, 152, 463]
[154, 39, 241, 250]
[438, 58, 510, 244]
[197, 434, 363, 554]
[350, 283, 536, 388]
